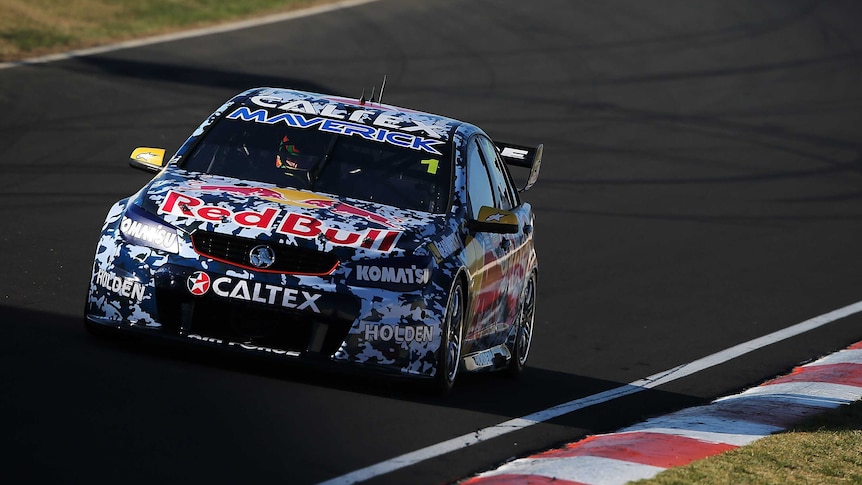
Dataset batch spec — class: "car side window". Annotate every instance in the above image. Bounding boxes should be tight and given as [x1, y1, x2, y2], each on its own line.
[477, 136, 518, 211]
[466, 137, 496, 219]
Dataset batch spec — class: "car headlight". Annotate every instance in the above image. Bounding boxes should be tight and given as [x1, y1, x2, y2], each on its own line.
[118, 203, 180, 254]
[346, 256, 435, 291]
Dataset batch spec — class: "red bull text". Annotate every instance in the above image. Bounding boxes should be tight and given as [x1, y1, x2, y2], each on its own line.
[159, 190, 401, 252]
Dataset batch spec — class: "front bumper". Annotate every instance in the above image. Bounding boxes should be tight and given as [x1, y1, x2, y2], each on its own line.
[85, 228, 449, 379]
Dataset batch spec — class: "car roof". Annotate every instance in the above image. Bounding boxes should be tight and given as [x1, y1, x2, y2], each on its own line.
[235, 87, 470, 142]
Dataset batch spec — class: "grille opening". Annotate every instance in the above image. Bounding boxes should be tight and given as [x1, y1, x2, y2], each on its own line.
[191, 231, 339, 275]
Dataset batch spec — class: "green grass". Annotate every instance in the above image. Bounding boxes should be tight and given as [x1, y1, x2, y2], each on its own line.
[632, 400, 862, 485]
[0, 0, 339, 61]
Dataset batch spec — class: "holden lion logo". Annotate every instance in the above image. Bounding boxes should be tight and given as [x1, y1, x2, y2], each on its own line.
[187, 271, 211, 296]
[249, 245, 276, 269]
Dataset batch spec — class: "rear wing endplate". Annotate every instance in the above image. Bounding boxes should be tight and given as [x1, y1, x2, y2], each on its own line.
[495, 142, 543, 192]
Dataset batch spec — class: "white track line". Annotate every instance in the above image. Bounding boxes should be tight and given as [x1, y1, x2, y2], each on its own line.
[319, 300, 862, 484]
[0, 0, 381, 70]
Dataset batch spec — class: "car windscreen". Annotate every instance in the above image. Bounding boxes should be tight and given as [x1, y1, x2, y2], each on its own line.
[179, 117, 452, 214]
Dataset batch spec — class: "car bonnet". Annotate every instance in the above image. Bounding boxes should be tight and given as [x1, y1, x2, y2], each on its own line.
[133, 171, 444, 259]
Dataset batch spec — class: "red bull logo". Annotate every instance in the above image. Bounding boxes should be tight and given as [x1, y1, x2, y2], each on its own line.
[194, 184, 403, 229]
[159, 190, 401, 252]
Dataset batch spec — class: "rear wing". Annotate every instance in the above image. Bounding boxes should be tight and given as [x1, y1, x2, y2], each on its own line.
[495, 142, 543, 192]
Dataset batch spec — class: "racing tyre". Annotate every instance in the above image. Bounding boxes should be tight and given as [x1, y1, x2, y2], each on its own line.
[508, 272, 536, 377]
[434, 279, 465, 395]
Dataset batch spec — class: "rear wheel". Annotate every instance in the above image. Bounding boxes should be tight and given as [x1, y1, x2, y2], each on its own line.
[508, 272, 536, 377]
[434, 279, 465, 395]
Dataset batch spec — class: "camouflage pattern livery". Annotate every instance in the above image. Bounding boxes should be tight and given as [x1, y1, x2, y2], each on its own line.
[85, 87, 540, 389]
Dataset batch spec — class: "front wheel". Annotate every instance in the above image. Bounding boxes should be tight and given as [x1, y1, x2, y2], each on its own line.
[508, 272, 536, 377]
[433, 279, 465, 395]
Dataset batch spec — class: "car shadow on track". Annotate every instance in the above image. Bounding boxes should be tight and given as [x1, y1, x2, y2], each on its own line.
[1, 304, 704, 437]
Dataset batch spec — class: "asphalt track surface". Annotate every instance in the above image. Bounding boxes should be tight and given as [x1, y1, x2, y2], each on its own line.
[1, 1, 861, 483]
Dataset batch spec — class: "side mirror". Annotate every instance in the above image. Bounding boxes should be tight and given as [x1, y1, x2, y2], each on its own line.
[467, 206, 519, 234]
[129, 147, 166, 173]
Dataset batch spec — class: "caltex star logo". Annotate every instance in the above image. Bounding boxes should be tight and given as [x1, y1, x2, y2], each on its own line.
[187, 271, 211, 296]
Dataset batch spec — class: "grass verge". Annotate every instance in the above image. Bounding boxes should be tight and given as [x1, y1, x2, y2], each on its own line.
[632, 400, 862, 484]
[0, 0, 339, 62]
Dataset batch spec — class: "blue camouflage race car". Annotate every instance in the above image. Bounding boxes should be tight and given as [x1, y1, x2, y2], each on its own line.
[85, 87, 541, 393]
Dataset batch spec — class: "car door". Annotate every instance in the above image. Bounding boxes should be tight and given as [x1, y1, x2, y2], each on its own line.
[463, 135, 517, 350]
[476, 136, 525, 332]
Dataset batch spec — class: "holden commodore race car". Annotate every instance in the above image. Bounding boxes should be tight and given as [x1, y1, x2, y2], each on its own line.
[85, 87, 541, 393]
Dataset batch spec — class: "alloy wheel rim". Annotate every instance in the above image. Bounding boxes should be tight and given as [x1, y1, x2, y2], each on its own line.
[518, 277, 535, 365]
[446, 285, 463, 382]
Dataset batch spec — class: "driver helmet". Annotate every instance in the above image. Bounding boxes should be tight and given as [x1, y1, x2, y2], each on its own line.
[275, 135, 316, 186]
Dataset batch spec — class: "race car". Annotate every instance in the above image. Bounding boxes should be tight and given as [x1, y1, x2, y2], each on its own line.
[85, 87, 541, 393]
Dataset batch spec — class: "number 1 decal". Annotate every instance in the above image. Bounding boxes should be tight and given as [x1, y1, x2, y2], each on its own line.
[421, 159, 439, 175]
